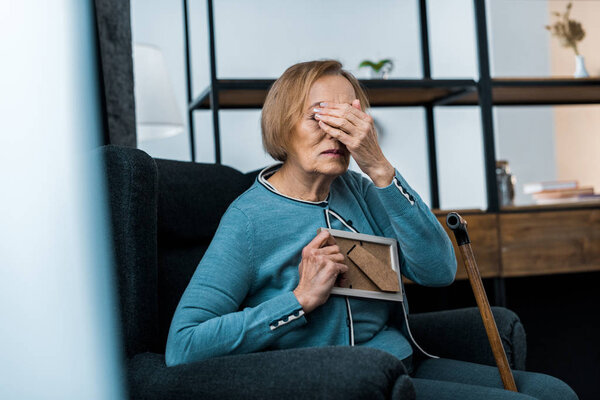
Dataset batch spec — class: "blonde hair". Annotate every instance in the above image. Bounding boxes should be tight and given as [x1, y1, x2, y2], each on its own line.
[261, 60, 370, 162]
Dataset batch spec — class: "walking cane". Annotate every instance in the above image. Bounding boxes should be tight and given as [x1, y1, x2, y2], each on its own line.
[446, 212, 518, 392]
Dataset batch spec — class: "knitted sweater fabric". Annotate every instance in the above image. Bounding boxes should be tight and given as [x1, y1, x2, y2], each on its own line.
[165, 164, 457, 367]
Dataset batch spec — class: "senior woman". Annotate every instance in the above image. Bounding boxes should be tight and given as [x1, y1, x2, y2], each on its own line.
[165, 60, 577, 400]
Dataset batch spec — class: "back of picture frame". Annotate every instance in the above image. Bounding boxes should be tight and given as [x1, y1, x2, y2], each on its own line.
[318, 228, 404, 302]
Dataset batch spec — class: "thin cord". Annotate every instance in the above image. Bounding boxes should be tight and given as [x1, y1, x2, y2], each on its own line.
[345, 297, 355, 346]
[400, 300, 439, 359]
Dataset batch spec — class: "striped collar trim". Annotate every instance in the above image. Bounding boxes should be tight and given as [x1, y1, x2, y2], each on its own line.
[257, 163, 330, 206]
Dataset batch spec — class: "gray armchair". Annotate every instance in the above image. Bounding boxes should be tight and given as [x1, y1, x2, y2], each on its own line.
[100, 145, 526, 399]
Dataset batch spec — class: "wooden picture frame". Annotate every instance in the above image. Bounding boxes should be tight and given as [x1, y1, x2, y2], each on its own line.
[318, 228, 404, 302]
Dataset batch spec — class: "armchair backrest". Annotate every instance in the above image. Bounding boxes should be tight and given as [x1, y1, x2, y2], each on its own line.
[154, 156, 257, 353]
[101, 145, 257, 358]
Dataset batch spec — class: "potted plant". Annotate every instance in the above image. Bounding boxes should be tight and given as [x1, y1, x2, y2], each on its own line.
[359, 59, 394, 79]
[545, 2, 588, 78]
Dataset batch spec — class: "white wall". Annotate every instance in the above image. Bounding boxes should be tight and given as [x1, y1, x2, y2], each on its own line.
[131, 0, 557, 209]
[487, 0, 552, 78]
[487, 0, 556, 205]
[131, 0, 192, 161]
[494, 106, 557, 205]
[427, 0, 485, 209]
[427, 0, 478, 79]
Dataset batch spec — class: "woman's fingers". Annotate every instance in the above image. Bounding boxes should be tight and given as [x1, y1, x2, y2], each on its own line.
[315, 107, 363, 128]
[316, 100, 374, 152]
[324, 260, 349, 278]
[302, 237, 345, 268]
[337, 274, 350, 287]
[312, 246, 345, 265]
[325, 252, 345, 264]
[324, 232, 337, 247]
[318, 120, 357, 149]
[315, 105, 366, 128]
[295, 231, 349, 313]
[303, 230, 334, 255]
[315, 113, 359, 135]
[295, 247, 348, 313]
[316, 244, 340, 255]
[318, 101, 372, 123]
[310, 251, 347, 274]
[336, 262, 349, 274]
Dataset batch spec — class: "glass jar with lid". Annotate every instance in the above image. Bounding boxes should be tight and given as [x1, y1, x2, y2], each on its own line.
[496, 160, 516, 207]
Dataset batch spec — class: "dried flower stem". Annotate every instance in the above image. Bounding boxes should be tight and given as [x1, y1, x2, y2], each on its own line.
[545, 2, 585, 55]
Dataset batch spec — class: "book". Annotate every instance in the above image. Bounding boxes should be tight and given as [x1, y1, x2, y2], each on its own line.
[577, 193, 600, 201]
[532, 187, 594, 199]
[523, 180, 578, 194]
[533, 195, 600, 205]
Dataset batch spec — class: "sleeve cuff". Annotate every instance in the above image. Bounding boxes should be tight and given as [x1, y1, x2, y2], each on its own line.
[265, 291, 307, 333]
[374, 169, 418, 216]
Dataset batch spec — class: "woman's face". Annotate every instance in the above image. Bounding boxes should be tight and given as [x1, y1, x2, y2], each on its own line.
[286, 74, 355, 178]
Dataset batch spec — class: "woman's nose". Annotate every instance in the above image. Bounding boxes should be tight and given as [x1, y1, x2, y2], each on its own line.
[324, 130, 337, 140]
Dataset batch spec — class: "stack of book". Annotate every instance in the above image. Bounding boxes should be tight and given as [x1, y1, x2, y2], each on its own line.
[523, 180, 600, 204]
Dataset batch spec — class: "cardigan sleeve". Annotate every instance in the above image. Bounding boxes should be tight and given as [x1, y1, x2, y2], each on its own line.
[359, 168, 457, 287]
[165, 205, 307, 367]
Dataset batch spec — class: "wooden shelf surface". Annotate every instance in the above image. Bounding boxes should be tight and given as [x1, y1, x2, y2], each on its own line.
[433, 198, 600, 216]
[500, 198, 600, 212]
[499, 208, 600, 278]
[430, 203, 600, 281]
[190, 77, 600, 110]
[190, 79, 477, 109]
[456, 77, 600, 106]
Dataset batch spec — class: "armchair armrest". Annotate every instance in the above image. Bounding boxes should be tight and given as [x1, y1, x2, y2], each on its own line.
[128, 347, 414, 400]
[407, 307, 526, 370]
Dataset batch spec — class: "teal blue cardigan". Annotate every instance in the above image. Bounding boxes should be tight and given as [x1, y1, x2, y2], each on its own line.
[165, 164, 457, 367]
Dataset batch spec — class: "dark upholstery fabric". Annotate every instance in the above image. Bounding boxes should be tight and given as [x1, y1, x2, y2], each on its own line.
[155, 159, 254, 243]
[128, 347, 414, 400]
[154, 158, 257, 352]
[407, 307, 527, 370]
[93, 0, 136, 147]
[101, 145, 159, 358]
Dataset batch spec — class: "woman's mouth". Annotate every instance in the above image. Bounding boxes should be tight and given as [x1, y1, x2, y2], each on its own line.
[321, 149, 345, 157]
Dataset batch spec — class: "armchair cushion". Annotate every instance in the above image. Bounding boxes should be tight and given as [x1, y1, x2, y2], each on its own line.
[407, 306, 526, 370]
[128, 347, 415, 400]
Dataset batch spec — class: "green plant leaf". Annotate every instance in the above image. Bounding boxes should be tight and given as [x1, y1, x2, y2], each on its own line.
[359, 60, 376, 68]
[359, 59, 393, 72]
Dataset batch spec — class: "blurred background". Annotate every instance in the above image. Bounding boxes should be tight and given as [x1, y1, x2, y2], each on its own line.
[131, 0, 599, 210]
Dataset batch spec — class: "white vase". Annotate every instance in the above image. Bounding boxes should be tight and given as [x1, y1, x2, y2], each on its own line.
[369, 69, 384, 79]
[574, 55, 589, 78]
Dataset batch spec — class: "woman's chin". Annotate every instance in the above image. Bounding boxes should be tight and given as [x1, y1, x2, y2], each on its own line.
[316, 157, 349, 176]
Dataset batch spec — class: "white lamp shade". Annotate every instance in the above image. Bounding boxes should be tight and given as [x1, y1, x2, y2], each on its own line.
[133, 43, 184, 141]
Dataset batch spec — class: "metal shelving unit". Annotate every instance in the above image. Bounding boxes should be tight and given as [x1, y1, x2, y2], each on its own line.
[182, 0, 600, 214]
